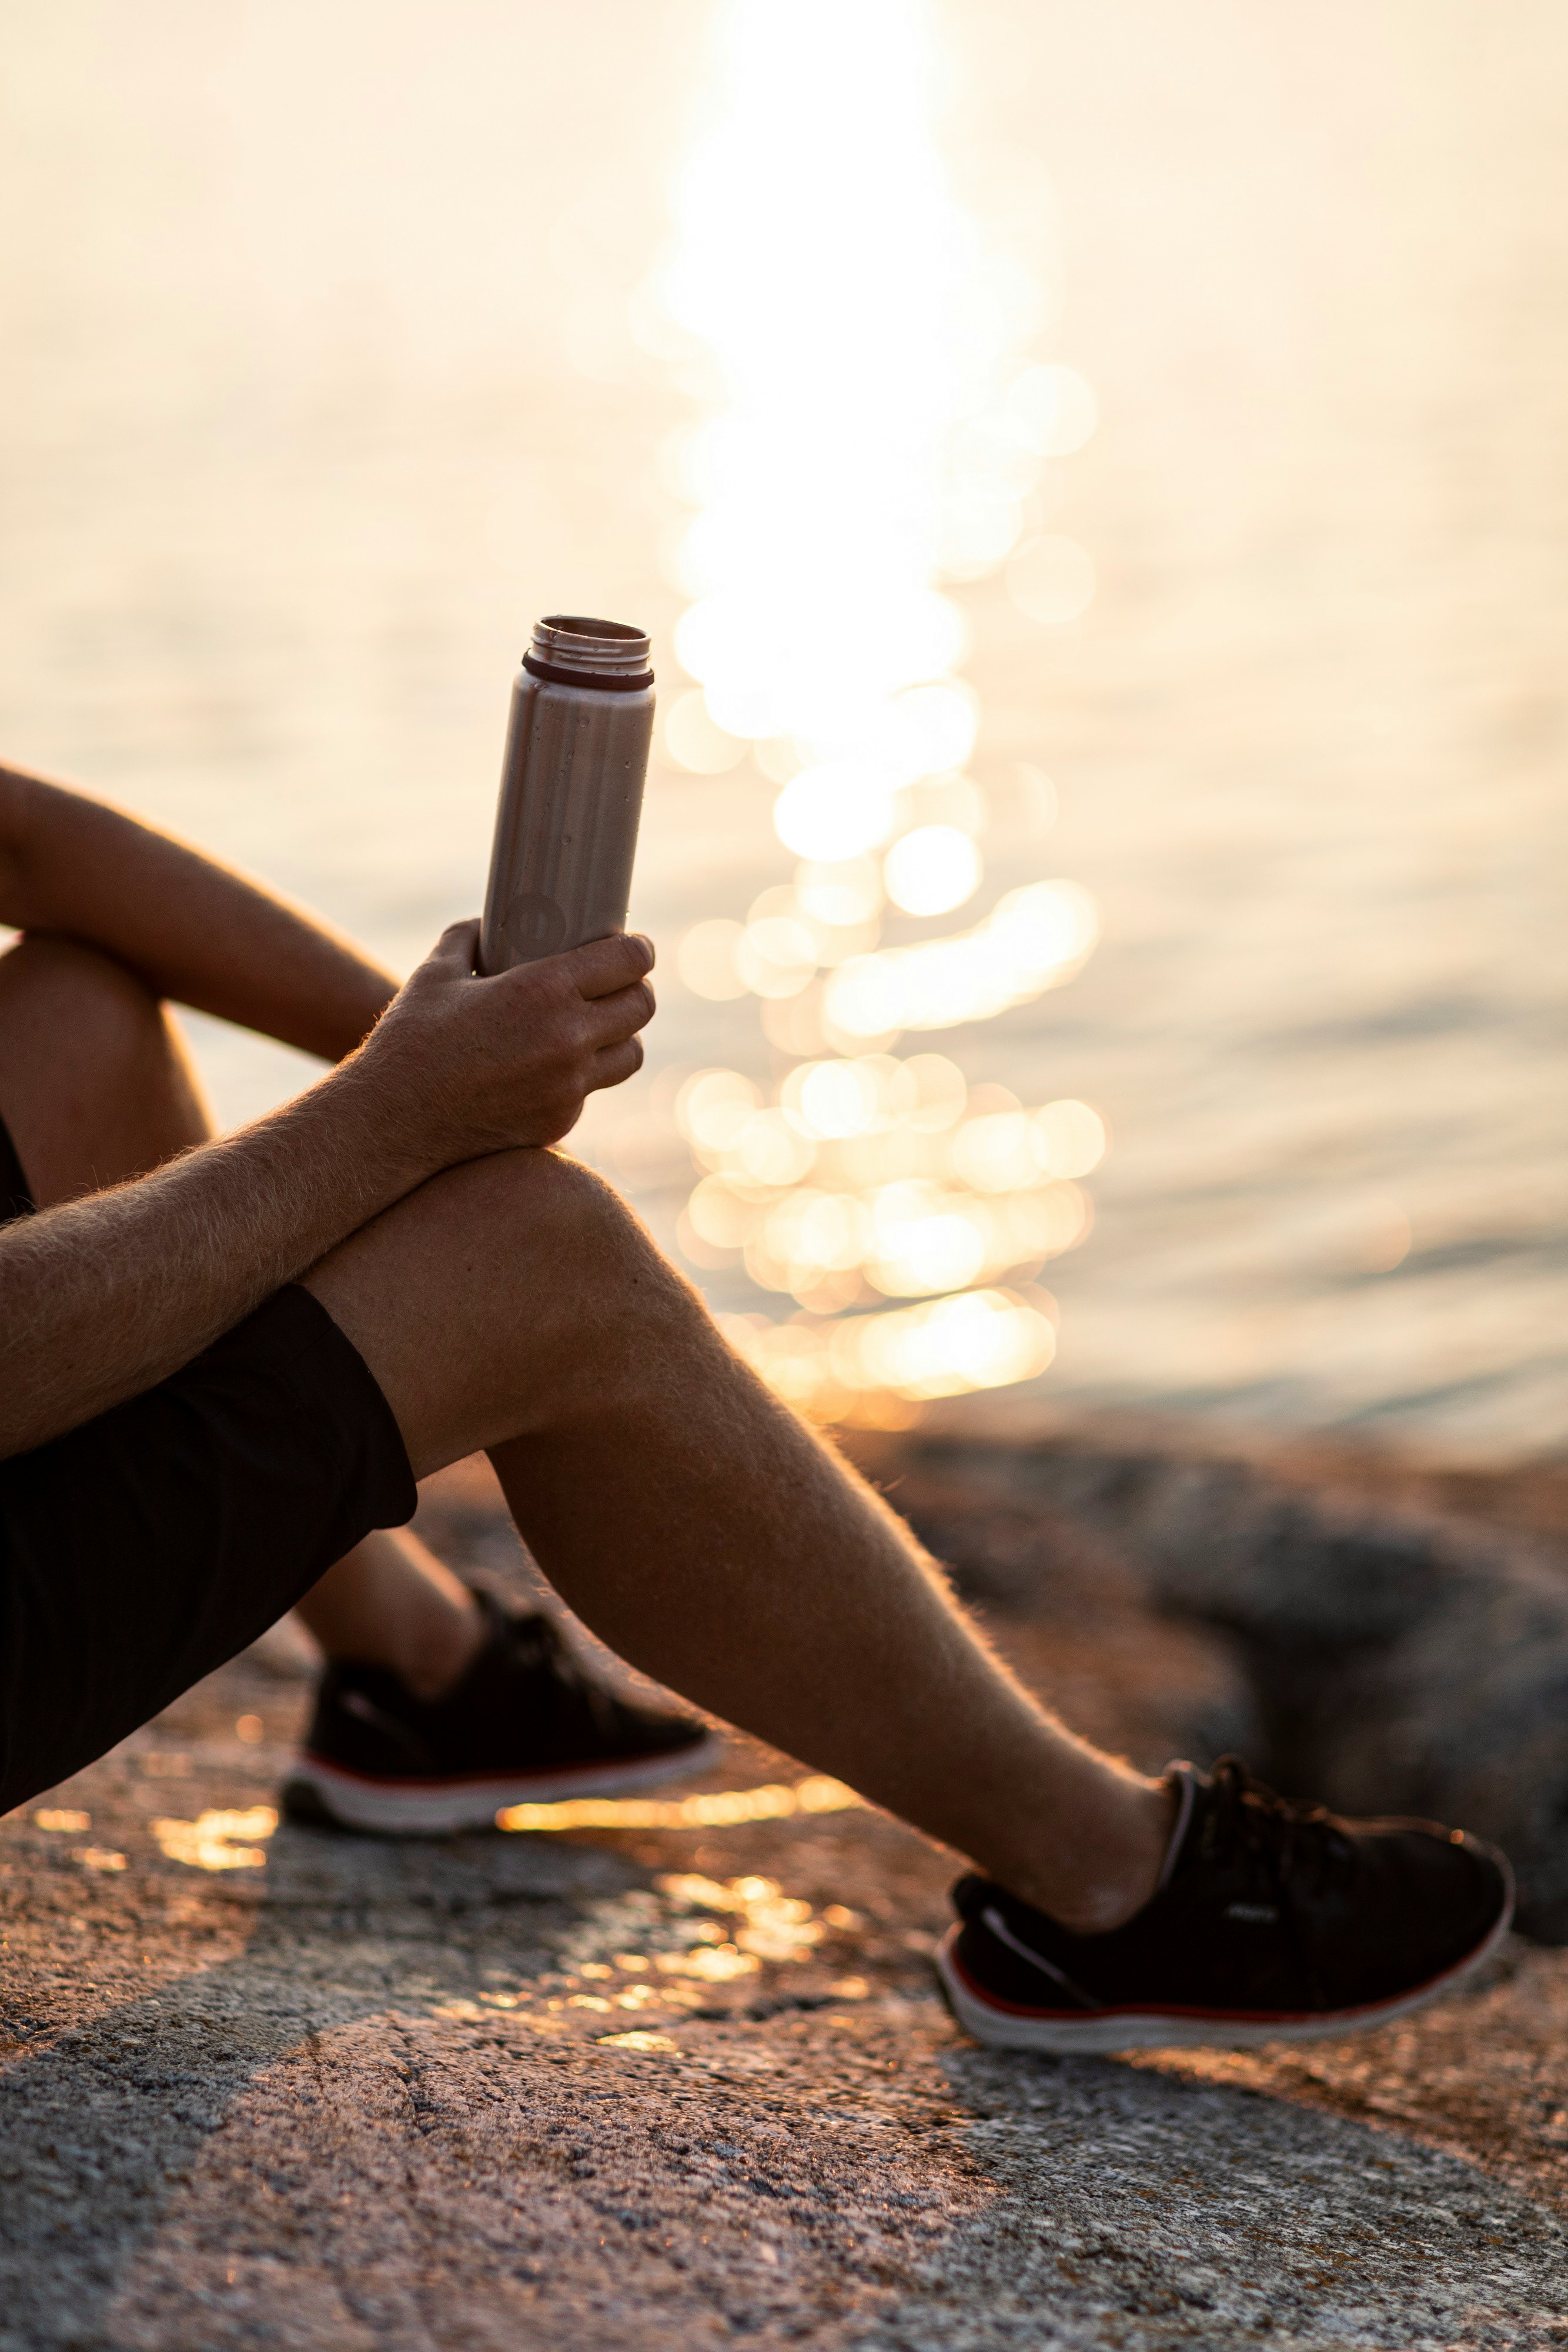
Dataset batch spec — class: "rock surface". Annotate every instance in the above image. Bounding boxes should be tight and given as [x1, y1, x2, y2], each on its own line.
[3, 1428, 1568, 2348]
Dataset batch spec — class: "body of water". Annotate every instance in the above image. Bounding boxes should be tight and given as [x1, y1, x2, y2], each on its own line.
[3, 1, 1564, 1456]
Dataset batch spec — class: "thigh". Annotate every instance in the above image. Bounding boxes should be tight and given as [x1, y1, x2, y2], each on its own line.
[0, 1285, 416, 1813]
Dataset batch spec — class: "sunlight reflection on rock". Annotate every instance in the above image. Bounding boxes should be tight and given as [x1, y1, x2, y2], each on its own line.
[150, 1806, 278, 1872]
[496, 1775, 860, 1836]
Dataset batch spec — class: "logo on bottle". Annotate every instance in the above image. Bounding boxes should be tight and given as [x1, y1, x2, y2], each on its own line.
[504, 892, 567, 958]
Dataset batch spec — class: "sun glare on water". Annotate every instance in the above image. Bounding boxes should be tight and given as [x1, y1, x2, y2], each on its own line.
[652, 0, 1102, 1422]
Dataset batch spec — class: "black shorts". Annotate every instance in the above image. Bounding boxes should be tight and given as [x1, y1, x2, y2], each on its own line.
[0, 1117, 416, 1815]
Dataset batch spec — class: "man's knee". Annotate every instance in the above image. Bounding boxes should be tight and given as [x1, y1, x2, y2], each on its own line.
[306, 1145, 699, 1466]
[410, 1147, 707, 1388]
[434, 1146, 665, 1302]
[0, 936, 207, 1201]
[0, 935, 166, 1073]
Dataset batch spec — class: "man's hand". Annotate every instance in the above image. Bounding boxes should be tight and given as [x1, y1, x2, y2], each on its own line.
[359, 921, 657, 1164]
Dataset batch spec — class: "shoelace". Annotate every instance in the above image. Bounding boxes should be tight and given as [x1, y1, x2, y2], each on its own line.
[1202, 1758, 1363, 2010]
[1203, 1755, 1355, 1900]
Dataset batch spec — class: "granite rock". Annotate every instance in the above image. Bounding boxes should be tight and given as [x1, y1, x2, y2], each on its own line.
[4, 1432, 1568, 2346]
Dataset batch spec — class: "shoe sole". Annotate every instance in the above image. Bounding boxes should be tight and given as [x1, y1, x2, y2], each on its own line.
[935, 1853, 1516, 2056]
[282, 1730, 725, 1836]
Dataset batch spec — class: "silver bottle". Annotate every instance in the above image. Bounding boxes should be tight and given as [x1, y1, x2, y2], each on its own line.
[479, 614, 655, 975]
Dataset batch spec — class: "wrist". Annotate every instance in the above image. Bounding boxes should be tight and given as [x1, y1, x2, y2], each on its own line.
[325, 975, 400, 1063]
[304, 1053, 450, 1203]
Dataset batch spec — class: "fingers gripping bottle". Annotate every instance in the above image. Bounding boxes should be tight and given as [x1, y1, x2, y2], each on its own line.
[479, 614, 655, 975]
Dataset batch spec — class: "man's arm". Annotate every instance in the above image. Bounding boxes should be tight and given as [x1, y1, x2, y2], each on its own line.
[0, 923, 657, 1459]
[0, 764, 397, 1061]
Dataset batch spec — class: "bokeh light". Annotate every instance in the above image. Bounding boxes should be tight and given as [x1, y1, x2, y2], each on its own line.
[821, 881, 1099, 1038]
[151, 1807, 278, 1872]
[883, 824, 983, 916]
[736, 910, 818, 998]
[795, 857, 884, 928]
[677, 918, 748, 1000]
[1005, 363, 1099, 456]
[676, 1068, 760, 1152]
[664, 688, 747, 774]
[773, 766, 902, 862]
[655, 0, 1104, 1415]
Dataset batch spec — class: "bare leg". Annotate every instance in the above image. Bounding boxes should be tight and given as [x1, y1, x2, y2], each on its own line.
[304, 1150, 1173, 1932]
[292, 1528, 483, 1699]
[0, 936, 484, 1692]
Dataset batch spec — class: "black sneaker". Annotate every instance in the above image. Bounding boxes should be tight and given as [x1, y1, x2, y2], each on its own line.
[282, 1591, 718, 1835]
[937, 1756, 1513, 2054]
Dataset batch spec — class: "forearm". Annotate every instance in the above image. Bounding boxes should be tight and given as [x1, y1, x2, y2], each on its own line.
[0, 1060, 433, 1458]
[0, 766, 398, 1061]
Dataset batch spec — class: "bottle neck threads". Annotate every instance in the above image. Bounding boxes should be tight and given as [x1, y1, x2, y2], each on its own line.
[523, 614, 653, 693]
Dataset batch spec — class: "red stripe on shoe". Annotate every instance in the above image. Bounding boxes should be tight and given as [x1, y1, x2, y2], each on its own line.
[297, 1748, 694, 1793]
[946, 1936, 1503, 2031]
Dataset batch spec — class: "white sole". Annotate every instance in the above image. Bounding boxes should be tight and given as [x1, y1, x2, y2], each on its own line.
[284, 1730, 724, 1836]
[935, 1863, 1516, 2056]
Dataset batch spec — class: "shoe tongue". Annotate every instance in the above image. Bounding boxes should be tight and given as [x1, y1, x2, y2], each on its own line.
[1154, 1762, 1201, 1893]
